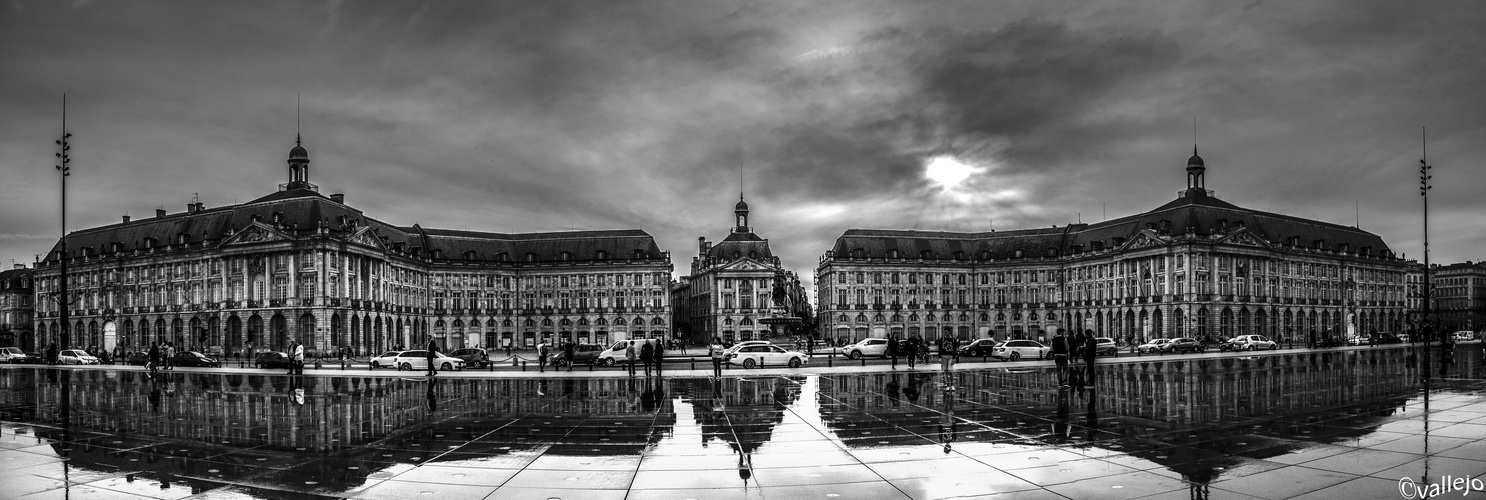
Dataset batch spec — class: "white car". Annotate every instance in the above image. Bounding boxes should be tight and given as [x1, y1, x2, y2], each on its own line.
[597, 339, 653, 366]
[1136, 338, 1170, 354]
[0, 347, 27, 363]
[992, 340, 1049, 361]
[58, 349, 100, 365]
[843, 338, 890, 359]
[1229, 335, 1278, 351]
[727, 344, 808, 368]
[369, 351, 402, 369]
[1453, 331, 1477, 342]
[724, 340, 772, 357]
[389, 350, 465, 371]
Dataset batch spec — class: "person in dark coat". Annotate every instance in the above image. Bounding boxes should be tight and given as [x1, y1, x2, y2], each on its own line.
[1082, 329, 1098, 390]
[640, 340, 655, 377]
[654, 338, 664, 376]
[147, 342, 161, 374]
[1050, 331, 1071, 388]
[563, 341, 576, 372]
[888, 336, 900, 370]
[425, 339, 439, 376]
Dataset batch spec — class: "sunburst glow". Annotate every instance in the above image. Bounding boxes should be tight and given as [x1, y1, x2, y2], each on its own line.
[924, 155, 979, 190]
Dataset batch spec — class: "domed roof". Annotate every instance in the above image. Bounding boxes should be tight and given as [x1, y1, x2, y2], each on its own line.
[735, 197, 749, 211]
[289, 136, 309, 161]
[1187, 146, 1203, 167]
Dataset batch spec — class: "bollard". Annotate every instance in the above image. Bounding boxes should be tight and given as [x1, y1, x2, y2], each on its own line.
[861, 356, 866, 367]
[521, 360, 527, 372]
[828, 355, 832, 367]
[691, 360, 695, 371]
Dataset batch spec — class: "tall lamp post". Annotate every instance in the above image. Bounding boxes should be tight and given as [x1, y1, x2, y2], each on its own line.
[1419, 127, 1433, 382]
[54, 94, 75, 351]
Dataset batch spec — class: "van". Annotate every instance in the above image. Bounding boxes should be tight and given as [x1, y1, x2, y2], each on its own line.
[596, 339, 655, 366]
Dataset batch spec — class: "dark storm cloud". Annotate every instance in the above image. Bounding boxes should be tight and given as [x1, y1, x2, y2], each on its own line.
[3, 0, 1485, 298]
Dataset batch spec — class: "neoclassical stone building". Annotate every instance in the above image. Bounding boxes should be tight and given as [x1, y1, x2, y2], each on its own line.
[817, 149, 1410, 345]
[32, 137, 672, 356]
[671, 196, 811, 344]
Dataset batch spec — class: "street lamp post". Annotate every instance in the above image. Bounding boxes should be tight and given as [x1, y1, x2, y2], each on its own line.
[1419, 127, 1433, 382]
[54, 94, 74, 352]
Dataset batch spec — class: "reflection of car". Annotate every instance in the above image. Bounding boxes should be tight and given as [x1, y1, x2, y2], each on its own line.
[58, 349, 100, 365]
[992, 340, 1049, 361]
[844, 338, 890, 360]
[959, 339, 999, 357]
[726, 344, 808, 368]
[1230, 335, 1278, 351]
[171, 351, 221, 367]
[449, 348, 490, 368]
[1166, 338, 1204, 354]
[391, 350, 465, 371]
[0, 347, 27, 363]
[369, 351, 401, 369]
[1375, 333, 1404, 345]
[1453, 331, 1477, 342]
[1396, 333, 1410, 343]
[1091, 337, 1119, 356]
[553, 344, 603, 366]
[255, 351, 294, 369]
[1136, 339, 1170, 354]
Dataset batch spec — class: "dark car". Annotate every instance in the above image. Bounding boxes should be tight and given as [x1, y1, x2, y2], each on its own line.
[255, 351, 293, 369]
[1375, 333, 1404, 345]
[958, 338, 999, 357]
[10, 351, 45, 364]
[123, 351, 150, 365]
[553, 343, 604, 366]
[448, 348, 490, 368]
[171, 351, 221, 368]
[1166, 338, 1204, 354]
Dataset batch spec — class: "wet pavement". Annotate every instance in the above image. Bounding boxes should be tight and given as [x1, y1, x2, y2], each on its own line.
[1, 344, 1484, 499]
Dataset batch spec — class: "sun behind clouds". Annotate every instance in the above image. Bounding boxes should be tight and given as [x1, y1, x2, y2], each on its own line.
[924, 155, 980, 190]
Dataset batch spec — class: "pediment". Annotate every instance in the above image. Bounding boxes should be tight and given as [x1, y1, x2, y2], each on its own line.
[346, 227, 386, 251]
[1119, 231, 1167, 251]
[220, 223, 291, 246]
[717, 259, 775, 272]
[1217, 229, 1270, 249]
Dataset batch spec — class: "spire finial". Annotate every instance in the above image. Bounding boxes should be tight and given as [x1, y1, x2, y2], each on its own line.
[1193, 116, 1197, 155]
[296, 134, 301, 146]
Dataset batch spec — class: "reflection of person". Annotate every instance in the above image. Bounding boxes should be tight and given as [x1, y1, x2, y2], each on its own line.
[903, 373, 921, 403]
[1052, 387, 1071, 443]
[886, 375, 901, 407]
[426, 378, 437, 412]
[939, 388, 956, 454]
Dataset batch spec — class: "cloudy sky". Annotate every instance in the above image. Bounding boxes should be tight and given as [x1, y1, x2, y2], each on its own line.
[3, 1, 1484, 298]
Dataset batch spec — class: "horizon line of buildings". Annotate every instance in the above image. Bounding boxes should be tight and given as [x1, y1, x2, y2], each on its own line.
[0, 140, 1480, 353]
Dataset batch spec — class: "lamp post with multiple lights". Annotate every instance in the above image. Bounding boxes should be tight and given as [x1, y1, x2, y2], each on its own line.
[1419, 128, 1432, 382]
[54, 94, 75, 351]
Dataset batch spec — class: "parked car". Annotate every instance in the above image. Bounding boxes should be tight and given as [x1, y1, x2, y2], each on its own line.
[255, 351, 294, 369]
[959, 338, 1000, 357]
[1230, 334, 1278, 351]
[1165, 337, 1204, 354]
[843, 338, 890, 360]
[449, 348, 490, 368]
[597, 339, 653, 366]
[123, 351, 150, 365]
[726, 344, 808, 368]
[0, 347, 26, 363]
[390, 350, 465, 372]
[58, 349, 100, 365]
[992, 340, 1049, 361]
[1375, 333, 1405, 345]
[1091, 337, 1119, 357]
[724, 340, 773, 357]
[369, 351, 402, 369]
[552, 343, 604, 366]
[1136, 339, 1171, 354]
[171, 351, 221, 367]
[1395, 333, 1410, 343]
[13, 351, 45, 364]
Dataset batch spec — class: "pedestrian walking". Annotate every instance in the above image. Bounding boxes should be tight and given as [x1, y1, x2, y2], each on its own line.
[654, 338, 664, 376]
[641, 340, 655, 377]
[147, 342, 161, 375]
[112, 345, 122, 365]
[917, 336, 929, 365]
[564, 341, 576, 372]
[426, 339, 439, 376]
[625, 340, 637, 376]
[905, 336, 917, 369]
[709, 336, 725, 377]
[1051, 330, 1071, 388]
[1082, 329, 1097, 390]
[888, 335, 900, 370]
[165, 343, 176, 371]
[292, 340, 306, 375]
[538, 342, 549, 373]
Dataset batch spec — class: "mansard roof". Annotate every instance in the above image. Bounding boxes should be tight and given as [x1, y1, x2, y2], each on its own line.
[706, 231, 773, 261]
[41, 188, 664, 265]
[829, 192, 1395, 261]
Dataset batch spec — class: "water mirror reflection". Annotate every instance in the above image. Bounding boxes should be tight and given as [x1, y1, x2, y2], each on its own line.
[1, 344, 1483, 499]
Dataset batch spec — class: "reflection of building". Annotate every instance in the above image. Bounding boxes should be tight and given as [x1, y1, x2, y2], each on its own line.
[31, 137, 671, 355]
[817, 149, 1410, 344]
[0, 265, 34, 350]
[672, 197, 810, 344]
[1431, 261, 1486, 332]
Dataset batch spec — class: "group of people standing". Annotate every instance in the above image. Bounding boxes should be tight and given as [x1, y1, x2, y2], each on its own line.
[884, 334, 952, 370]
[619, 339, 665, 377]
[1049, 329, 1099, 391]
[145, 341, 178, 374]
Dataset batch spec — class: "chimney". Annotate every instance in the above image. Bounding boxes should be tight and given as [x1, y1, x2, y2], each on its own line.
[187, 203, 198, 214]
[13, 264, 23, 270]
[155, 208, 167, 218]
[330, 193, 345, 204]
[122, 215, 131, 224]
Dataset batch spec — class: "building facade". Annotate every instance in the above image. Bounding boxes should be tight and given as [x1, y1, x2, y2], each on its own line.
[671, 197, 811, 344]
[1431, 261, 1486, 332]
[32, 137, 672, 356]
[0, 265, 34, 350]
[817, 149, 1411, 345]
